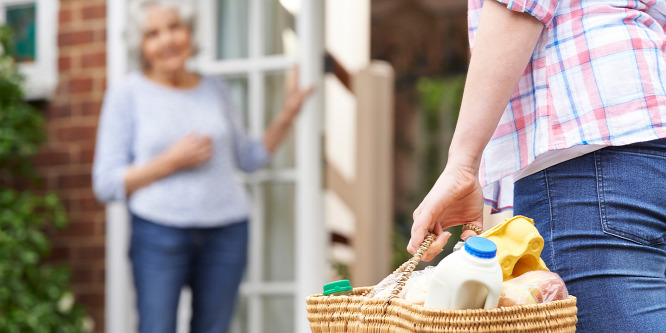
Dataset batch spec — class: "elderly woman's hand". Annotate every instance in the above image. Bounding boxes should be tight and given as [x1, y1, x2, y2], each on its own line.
[282, 67, 315, 118]
[163, 133, 213, 170]
[263, 66, 315, 153]
[408, 163, 484, 262]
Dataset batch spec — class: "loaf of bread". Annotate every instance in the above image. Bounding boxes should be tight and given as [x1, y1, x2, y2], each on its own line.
[498, 271, 568, 307]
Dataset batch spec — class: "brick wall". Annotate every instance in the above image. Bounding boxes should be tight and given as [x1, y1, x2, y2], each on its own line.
[32, 0, 108, 331]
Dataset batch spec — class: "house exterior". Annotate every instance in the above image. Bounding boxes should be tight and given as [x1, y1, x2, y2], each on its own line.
[4, 0, 510, 332]
[3, 0, 395, 332]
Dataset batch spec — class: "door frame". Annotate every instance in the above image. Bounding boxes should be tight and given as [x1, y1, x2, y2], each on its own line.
[105, 1, 326, 332]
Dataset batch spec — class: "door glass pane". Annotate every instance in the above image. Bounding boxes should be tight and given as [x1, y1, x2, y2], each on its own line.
[228, 295, 249, 333]
[217, 0, 249, 59]
[262, 295, 294, 333]
[223, 75, 250, 127]
[262, 182, 295, 281]
[6, 3, 37, 63]
[265, 71, 295, 169]
[264, 0, 296, 56]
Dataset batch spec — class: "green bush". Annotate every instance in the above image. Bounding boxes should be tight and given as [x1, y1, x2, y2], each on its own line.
[0, 25, 92, 332]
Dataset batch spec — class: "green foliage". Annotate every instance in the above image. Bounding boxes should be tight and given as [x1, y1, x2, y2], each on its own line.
[0, 26, 45, 175]
[0, 25, 91, 332]
[392, 75, 467, 267]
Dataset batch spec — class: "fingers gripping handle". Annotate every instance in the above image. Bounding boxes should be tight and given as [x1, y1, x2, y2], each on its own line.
[383, 233, 436, 311]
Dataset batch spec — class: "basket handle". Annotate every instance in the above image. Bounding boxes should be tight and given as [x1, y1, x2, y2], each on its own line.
[381, 223, 482, 311]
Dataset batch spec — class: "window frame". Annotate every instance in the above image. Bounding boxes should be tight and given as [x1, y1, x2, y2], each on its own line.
[0, 0, 58, 100]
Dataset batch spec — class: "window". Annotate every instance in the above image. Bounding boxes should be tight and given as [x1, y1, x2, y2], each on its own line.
[0, 0, 57, 100]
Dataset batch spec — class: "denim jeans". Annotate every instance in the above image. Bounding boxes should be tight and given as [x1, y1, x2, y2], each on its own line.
[129, 213, 248, 333]
[514, 139, 666, 333]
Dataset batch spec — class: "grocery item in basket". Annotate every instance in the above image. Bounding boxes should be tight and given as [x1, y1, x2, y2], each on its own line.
[480, 215, 550, 280]
[368, 266, 435, 304]
[424, 237, 503, 310]
[498, 270, 569, 307]
[322, 280, 353, 296]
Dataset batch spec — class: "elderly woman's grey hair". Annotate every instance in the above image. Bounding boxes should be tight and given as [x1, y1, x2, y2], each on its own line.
[125, 0, 198, 70]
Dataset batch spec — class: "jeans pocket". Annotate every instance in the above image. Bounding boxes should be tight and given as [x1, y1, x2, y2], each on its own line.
[596, 150, 666, 246]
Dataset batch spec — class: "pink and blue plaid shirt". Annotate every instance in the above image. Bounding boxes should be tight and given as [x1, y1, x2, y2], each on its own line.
[470, 0, 666, 212]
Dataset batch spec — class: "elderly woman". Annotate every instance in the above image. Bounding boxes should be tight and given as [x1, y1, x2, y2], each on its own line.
[92, 0, 313, 332]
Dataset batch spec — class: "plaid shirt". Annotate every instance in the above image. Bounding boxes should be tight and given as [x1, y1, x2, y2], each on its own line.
[469, 0, 666, 212]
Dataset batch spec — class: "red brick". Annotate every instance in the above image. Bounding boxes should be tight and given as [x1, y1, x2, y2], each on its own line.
[32, 147, 71, 166]
[75, 143, 97, 164]
[58, 30, 95, 47]
[81, 5, 106, 20]
[57, 173, 92, 190]
[59, 220, 97, 238]
[77, 290, 105, 309]
[80, 101, 103, 117]
[58, 55, 72, 71]
[59, 8, 73, 25]
[77, 245, 105, 261]
[81, 51, 106, 68]
[48, 104, 74, 118]
[71, 267, 95, 284]
[48, 246, 72, 262]
[53, 123, 97, 142]
[67, 77, 94, 94]
[80, 196, 104, 212]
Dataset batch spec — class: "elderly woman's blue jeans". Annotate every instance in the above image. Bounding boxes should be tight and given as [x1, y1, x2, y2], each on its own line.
[129, 213, 248, 333]
[514, 139, 666, 333]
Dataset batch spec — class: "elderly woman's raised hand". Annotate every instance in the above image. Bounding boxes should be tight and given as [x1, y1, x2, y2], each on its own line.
[163, 133, 213, 170]
[263, 66, 315, 153]
[282, 67, 315, 118]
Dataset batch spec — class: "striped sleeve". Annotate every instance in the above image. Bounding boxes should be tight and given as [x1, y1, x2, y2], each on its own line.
[495, 0, 559, 25]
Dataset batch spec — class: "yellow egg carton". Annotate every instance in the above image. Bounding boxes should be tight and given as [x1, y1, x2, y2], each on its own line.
[480, 216, 549, 281]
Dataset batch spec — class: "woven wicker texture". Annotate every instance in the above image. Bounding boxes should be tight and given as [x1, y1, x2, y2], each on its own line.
[306, 230, 578, 332]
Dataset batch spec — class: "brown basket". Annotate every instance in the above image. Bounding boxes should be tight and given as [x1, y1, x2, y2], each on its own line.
[306, 233, 578, 332]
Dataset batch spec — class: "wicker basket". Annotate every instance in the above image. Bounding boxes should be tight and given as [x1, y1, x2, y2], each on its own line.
[306, 234, 578, 332]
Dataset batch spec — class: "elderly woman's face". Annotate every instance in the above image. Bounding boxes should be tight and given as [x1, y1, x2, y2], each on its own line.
[141, 5, 193, 72]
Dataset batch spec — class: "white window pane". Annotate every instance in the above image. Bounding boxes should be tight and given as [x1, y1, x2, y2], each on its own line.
[264, 0, 296, 56]
[217, 0, 249, 59]
[265, 71, 295, 169]
[262, 182, 295, 281]
[228, 295, 248, 333]
[262, 295, 294, 333]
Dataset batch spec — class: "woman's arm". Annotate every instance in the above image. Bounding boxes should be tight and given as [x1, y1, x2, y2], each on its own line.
[124, 133, 212, 196]
[263, 68, 315, 153]
[408, 0, 545, 261]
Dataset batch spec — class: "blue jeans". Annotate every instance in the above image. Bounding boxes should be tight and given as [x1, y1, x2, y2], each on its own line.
[129, 214, 248, 333]
[514, 139, 666, 333]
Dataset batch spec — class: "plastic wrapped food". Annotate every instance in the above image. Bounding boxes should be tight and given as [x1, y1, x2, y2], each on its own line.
[498, 271, 568, 307]
[368, 266, 435, 305]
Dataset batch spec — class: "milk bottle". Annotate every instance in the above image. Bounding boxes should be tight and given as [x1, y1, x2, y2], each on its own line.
[424, 236, 502, 310]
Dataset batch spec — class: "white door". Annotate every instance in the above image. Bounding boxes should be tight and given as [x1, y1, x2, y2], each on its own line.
[106, 1, 326, 332]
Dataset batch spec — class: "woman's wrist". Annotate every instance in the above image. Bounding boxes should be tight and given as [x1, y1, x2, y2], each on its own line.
[155, 152, 181, 176]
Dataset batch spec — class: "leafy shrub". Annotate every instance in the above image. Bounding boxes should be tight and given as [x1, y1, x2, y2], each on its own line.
[0, 25, 92, 333]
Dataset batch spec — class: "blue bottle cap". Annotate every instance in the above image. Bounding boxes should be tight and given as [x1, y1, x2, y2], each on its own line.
[464, 237, 497, 259]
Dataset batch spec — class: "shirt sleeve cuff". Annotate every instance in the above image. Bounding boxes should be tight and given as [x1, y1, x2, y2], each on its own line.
[255, 139, 272, 167]
[495, 0, 559, 25]
[114, 167, 128, 202]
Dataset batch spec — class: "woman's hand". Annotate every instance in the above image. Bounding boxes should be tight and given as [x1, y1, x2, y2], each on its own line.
[124, 133, 212, 196]
[264, 66, 315, 153]
[408, 163, 484, 262]
[282, 67, 316, 119]
[163, 133, 213, 170]
[406, 0, 545, 262]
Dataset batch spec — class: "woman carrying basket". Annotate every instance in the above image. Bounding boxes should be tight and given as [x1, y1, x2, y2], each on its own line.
[408, 0, 666, 332]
